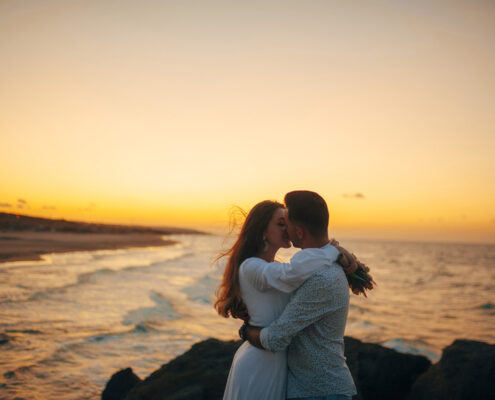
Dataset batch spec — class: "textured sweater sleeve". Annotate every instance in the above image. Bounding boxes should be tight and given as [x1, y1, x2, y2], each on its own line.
[260, 267, 348, 351]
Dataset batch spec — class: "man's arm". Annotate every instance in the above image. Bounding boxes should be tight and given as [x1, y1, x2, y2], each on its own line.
[242, 283, 335, 351]
[259, 270, 348, 352]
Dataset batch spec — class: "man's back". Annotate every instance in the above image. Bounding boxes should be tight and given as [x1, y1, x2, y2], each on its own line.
[260, 259, 356, 398]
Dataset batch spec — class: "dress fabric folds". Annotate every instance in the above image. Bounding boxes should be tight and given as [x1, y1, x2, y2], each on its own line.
[222, 341, 287, 400]
[222, 257, 290, 400]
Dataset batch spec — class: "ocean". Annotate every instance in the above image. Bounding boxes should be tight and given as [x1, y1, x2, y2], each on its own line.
[0, 234, 494, 399]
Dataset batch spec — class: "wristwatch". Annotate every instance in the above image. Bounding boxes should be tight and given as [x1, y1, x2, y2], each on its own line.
[238, 323, 248, 341]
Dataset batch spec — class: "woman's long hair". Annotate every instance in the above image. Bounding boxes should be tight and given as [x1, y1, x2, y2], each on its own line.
[215, 200, 284, 319]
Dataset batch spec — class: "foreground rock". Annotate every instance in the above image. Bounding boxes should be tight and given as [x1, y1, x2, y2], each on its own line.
[114, 339, 242, 400]
[102, 368, 142, 400]
[103, 337, 431, 400]
[407, 339, 495, 400]
[344, 337, 431, 400]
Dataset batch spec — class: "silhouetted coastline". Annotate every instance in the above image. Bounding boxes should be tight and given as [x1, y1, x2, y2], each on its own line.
[0, 212, 205, 263]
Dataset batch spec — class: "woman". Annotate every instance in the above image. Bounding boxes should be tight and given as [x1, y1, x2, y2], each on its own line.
[215, 200, 341, 400]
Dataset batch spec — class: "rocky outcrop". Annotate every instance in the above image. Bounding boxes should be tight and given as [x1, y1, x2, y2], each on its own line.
[125, 339, 241, 400]
[102, 368, 142, 400]
[407, 339, 495, 400]
[103, 337, 433, 400]
[344, 336, 431, 400]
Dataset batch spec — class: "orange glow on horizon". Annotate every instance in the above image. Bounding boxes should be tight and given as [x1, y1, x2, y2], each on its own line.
[1, 1, 494, 244]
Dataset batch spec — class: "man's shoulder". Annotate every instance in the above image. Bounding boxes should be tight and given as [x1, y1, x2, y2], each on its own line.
[312, 262, 345, 277]
[292, 265, 349, 306]
[300, 263, 346, 289]
[290, 244, 339, 266]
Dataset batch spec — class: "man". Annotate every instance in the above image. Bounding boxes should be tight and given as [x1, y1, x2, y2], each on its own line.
[242, 190, 357, 400]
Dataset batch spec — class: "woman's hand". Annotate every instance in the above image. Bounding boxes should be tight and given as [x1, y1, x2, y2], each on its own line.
[331, 239, 358, 275]
[235, 302, 250, 323]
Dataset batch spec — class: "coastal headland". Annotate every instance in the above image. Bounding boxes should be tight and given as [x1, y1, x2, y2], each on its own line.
[0, 212, 205, 263]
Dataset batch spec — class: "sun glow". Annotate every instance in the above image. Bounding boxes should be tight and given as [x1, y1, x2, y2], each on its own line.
[1, 0, 494, 243]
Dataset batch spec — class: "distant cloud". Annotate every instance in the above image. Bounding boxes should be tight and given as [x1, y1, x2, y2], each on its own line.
[343, 193, 365, 199]
[0, 202, 12, 208]
[79, 203, 96, 212]
[16, 198, 30, 209]
[42, 205, 57, 210]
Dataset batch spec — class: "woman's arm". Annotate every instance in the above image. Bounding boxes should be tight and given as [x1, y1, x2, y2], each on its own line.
[242, 245, 340, 293]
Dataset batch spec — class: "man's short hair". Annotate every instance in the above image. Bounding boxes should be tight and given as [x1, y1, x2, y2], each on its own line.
[284, 190, 329, 237]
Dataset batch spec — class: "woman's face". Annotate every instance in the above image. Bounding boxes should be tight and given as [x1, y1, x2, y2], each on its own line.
[264, 207, 291, 250]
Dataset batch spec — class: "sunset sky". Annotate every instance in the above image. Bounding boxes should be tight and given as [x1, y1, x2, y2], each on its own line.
[1, 0, 494, 243]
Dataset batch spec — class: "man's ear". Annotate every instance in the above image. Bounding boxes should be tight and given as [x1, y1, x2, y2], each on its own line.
[295, 226, 304, 240]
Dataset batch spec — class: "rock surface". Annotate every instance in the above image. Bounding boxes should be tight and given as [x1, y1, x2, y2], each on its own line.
[125, 339, 241, 400]
[103, 337, 432, 400]
[344, 336, 431, 400]
[102, 368, 142, 400]
[407, 339, 495, 400]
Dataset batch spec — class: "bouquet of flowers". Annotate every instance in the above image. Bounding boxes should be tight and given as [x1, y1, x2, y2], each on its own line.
[346, 258, 375, 297]
[331, 239, 376, 297]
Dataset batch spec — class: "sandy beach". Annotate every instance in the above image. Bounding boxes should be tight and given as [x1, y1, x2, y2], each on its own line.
[0, 232, 176, 263]
[0, 212, 206, 263]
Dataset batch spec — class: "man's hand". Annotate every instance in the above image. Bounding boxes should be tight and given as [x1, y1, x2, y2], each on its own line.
[242, 324, 263, 349]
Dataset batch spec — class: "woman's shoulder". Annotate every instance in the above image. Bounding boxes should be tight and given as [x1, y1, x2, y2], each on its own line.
[239, 257, 268, 278]
[240, 257, 267, 270]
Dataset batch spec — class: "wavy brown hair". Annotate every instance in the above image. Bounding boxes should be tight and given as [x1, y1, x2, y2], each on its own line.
[215, 200, 284, 319]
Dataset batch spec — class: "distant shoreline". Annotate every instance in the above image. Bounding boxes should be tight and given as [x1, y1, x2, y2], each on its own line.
[0, 212, 206, 264]
[0, 211, 205, 235]
[0, 231, 177, 263]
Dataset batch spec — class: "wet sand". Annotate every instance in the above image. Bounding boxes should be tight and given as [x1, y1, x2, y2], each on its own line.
[0, 232, 176, 263]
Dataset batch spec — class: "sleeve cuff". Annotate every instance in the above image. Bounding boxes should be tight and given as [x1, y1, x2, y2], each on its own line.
[259, 327, 271, 350]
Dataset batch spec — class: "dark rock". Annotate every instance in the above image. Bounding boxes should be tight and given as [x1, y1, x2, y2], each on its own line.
[104, 337, 432, 400]
[344, 337, 431, 400]
[102, 367, 142, 400]
[407, 339, 495, 400]
[125, 338, 242, 400]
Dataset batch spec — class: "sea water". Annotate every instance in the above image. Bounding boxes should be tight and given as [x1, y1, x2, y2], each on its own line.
[0, 234, 494, 399]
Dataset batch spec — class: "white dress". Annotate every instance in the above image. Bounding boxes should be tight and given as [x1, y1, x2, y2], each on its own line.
[223, 257, 290, 400]
[222, 245, 340, 400]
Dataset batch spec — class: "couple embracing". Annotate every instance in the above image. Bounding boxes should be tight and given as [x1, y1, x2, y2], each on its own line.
[216, 190, 373, 400]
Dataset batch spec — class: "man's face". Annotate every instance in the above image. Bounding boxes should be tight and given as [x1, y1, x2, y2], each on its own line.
[283, 208, 302, 248]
